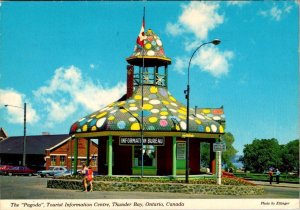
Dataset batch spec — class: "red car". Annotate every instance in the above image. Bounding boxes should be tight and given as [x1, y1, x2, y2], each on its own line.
[5, 166, 36, 176]
[0, 165, 14, 175]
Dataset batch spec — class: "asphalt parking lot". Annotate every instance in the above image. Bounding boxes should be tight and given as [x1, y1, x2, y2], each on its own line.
[0, 176, 299, 199]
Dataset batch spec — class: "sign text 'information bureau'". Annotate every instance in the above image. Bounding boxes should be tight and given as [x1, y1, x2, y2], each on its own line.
[119, 137, 165, 146]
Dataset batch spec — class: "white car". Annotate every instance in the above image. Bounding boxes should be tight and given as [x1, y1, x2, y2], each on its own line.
[37, 166, 68, 177]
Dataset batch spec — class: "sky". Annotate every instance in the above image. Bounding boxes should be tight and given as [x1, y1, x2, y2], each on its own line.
[0, 1, 298, 155]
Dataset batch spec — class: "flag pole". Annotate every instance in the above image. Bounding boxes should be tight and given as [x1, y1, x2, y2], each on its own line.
[141, 6, 145, 178]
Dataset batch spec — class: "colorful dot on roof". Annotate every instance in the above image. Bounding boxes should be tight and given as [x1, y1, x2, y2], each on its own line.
[149, 117, 158, 123]
[177, 109, 187, 115]
[91, 126, 97, 131]
[150, 86, 158, 93]
[149, 99, 160, 105]
[203, 109, 211, 114]
[134, 95, 142, 100]
[180, 121, 187, 130]
[129, 103, 136, 107]
[206, 126, 211, 132]
[96, 112, 107, 119]
[169, 96, 176, 102]
[143, 104, 153, 110]
[120, 109, 128, 113]
[147, 50, 155, 56]
[211, 124, 217, 132]
[156, 39, 162, 46]
[213, 116, 221, 120]
[129, 117, 136, 122]
[195, 119, 202, 124]
[178, 115, 186, 120]
[198, 125, 204, 132]
[118, 101, 126, 106]
[96, 118, 106, 128]
[89, 119, 97, 126]
[162, 100, 169, 105]
[131, 122, 140, 130]
[171, 102, 178, 107]
[219, 125, 224, 133]
[151, 109, 159, 114]
[129, 107, 138, 111]
[160, 116, 167, 120]
[82, 124, 88, 132]
[110, 109, 117, 114]
[160, 119, 168, 127]
[160, 111, 168, 116]
[196, 114, 205, 120]
[169, 108, 177, 113]
[175, 124, 180, 131]
[149, 94, 157, 99]
[108, 116, 115, 121]
[117, 121, 126, 129]
[133, 113, 139, 117]
[145, 43, 152, 50]
[148, 126, 155, 130]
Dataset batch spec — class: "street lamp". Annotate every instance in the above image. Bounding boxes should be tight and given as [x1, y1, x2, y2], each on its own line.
[4, 103, 27, 166]
[119, 106, 144, 177]
[184, 39, 221, 183]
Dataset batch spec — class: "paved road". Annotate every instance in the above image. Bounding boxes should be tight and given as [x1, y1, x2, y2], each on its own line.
[0, 176, 299, 199]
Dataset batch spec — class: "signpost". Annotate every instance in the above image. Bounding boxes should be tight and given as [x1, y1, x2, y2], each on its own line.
[213, 142, 226, 185]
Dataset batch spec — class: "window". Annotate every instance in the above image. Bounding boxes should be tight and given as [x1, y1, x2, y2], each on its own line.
[91, 155, 97, 166]
[60, 156, 66, 166]
[50, 156, 56, 166]
[134, 145, 156, 167]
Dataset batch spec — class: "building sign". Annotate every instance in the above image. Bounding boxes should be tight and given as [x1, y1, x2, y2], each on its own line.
[119, 137, 165, 146]
[213, 142, 226, 152]
[176, 142, 186, 160]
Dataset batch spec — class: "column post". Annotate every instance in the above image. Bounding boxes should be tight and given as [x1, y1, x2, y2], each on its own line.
[73, 138, 78, 173]
[172, 136, 177, 177]
[86, 138, 90, 166]
[108, 135, 113, 176]
[210, 142, 216, 174]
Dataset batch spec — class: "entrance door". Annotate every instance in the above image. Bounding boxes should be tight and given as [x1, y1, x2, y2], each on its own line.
[176, 141, 186, 175]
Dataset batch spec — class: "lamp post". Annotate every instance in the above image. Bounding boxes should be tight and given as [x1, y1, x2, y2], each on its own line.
[4, 103, 27, 166]
[184, 39, 221, 183]
[119, 106, 144, 177]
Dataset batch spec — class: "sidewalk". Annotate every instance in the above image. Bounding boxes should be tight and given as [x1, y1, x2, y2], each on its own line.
[252, 180, 300, 188]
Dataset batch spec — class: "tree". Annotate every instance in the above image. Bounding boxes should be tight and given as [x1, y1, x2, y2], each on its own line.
[200, 132, 238, 169]
[221, 132, 238, 169]
[241, 138, 282, 173]
[281, 139, 299, 172]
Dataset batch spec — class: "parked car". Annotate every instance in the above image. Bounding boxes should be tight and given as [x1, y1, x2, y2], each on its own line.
[0, 165, 15, 175]
[6, 166, 36, 176]
[37, 166, 68, 177]
[52, 170, 75, 179]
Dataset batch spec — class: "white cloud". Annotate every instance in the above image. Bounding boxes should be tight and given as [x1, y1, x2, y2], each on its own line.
[193, 47, 234, 78]
[0, 89, 39, 124]
[173, 56, 189, 75]
[34, 66, 126, 126]
[259, 4, 294, 21]
[227, 1, 250, 6]
[166, 2, 223, 40]
[166, 2, 233, 78]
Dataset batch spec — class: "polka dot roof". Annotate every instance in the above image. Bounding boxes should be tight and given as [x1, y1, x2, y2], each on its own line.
[69, 85, 225, 135]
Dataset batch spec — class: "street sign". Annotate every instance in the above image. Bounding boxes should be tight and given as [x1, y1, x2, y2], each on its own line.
[213, 142, 226, 152]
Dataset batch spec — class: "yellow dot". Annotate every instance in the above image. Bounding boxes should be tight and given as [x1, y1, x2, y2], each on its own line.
[179, 115, 186, 120]
[108, 102, 115, 107]
[175, 124, 180, 131]
[149, 117, 158, 123]
[206, 126, 211, 132]
[131, 122, 140, 130]
[162, 100, 170, 105]
[177, 109, 187, 115]
[118, 101, 125, 106]
[160, 111, 169, 116]
[150, 86, 158, 93]
[169, 96, 176, 102]
[82, 125, 88, 132]
[143, 104, 153, 110]
[195, 119, 202, 124]
[108, 116, 115, 121]
[120, 109, 128, 113]
[90, 114, 96, 118]
[96, 112, 107, 118]
[219, 125, 224, 133]
[180, 107, 187, 112]
[91, 126, 97, 131]
[129, 103, 136, 107]
[133, 113, 139, 117]
[134, 95, 142, 100]
[203, 109, 211, 114]
[145, 43, 152, 50]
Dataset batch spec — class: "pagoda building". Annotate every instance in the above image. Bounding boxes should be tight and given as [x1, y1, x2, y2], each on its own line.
[69, 28, 225, 176]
